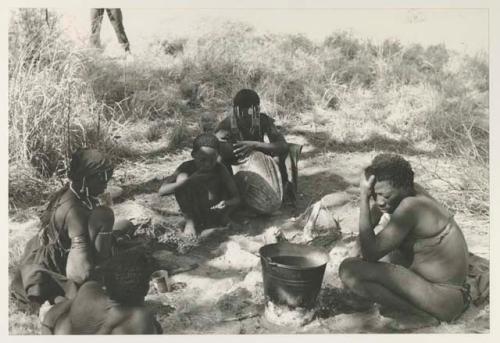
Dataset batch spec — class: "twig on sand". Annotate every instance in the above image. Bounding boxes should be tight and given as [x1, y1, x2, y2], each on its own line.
[221, 312, 260, 322]
[151, 206, 181, 216]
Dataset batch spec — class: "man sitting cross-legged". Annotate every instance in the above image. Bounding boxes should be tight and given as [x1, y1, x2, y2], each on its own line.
[339, 153, 470, 323]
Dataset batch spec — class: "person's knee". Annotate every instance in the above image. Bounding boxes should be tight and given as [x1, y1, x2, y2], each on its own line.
[339, 257, 363, 289]
[113, 219, 134, 233]
[89, 206, 115, 235]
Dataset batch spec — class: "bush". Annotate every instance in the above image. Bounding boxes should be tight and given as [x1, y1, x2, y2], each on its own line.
[8, 13, 489, 217]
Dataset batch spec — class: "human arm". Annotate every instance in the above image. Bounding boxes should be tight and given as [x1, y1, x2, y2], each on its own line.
[214, 163, 241, 209]
[233, 116, 288, 158]
[158, 169, 189, 196]
[358, 173, 414, 262]
[65, 208, 93, 285]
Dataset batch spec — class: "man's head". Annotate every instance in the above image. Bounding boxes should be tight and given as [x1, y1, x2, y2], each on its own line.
[101, 250, 154, 305]
[365, 154, 415, 213]
[68, 148, 113, 197]
[191, 133, 220, 172]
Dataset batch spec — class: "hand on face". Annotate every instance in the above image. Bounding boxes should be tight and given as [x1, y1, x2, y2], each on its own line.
[360, 171, 376, 198]
[233, 141, 256, 159]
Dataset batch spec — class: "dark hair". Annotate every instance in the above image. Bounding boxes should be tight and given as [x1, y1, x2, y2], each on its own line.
[365, 154, 414, 189]
[233, 89, 260, 108]
[192, 133, 220, 154]
[68, 148, 113, 182]
[101, 250, 154, 305]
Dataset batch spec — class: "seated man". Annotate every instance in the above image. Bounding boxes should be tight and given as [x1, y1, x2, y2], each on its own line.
[339, 154, 470, 323]
[215, 89, 301, 213]
[41, 250, 162, 334]
[159, 133, 240, 237]
[11, 149, 134, 307]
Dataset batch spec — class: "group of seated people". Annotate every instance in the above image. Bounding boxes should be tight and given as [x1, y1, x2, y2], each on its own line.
[10, 88, 471, 334]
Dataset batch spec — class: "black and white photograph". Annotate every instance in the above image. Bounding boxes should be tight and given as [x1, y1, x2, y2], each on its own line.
[3, 0, 495, 336]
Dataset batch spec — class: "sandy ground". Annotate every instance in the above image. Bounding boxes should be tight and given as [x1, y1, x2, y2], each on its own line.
[8, 120, 489, 334]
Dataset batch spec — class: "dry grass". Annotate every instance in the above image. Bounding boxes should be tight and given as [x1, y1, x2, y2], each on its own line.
[9, 11, 488, 214]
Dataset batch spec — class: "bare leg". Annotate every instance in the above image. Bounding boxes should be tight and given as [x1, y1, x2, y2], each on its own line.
[175, 181, 211, 236]
[183, 219, 196, 237]
[339, 257, 464, 322]
[106, 8, 130, 52]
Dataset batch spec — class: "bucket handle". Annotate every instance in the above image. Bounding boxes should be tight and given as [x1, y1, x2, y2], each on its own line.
[252, 252, 279, 267]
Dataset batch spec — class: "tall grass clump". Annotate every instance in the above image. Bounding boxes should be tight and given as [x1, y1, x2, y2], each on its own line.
[8, 14, 488, 217]
[9, 9, 101, 208]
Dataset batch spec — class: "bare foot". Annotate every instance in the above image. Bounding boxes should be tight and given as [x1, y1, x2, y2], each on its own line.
[183, 219, 197, 238]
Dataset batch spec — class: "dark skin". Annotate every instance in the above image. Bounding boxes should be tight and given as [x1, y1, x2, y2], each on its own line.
[215, 107, 288, 161]
[159, 146, 240, 237]
[339, 171, 469, 322]
[42, 281, 161, 334]
[64, 173, 112, 285]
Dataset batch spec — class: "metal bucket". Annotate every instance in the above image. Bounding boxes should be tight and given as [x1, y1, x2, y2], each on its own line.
[259, 242, 329, 309]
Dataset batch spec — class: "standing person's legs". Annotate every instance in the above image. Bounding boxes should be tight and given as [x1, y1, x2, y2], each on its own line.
[106, 8, 130, 52]
[90, 9, 105, 48]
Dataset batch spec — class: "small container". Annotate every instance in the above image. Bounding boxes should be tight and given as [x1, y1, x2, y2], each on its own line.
[151, 270, 171, 293]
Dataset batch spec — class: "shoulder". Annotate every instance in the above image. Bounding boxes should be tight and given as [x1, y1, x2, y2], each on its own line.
[177, 160, 196, 174]
[63, 203, 89, 223]
[396, 196, 421, 213]
[392, 196, 428, 224]
[110, 307, 157, 334]
[259, 112, 275, 125]
[215, 161, 231, 175]
[216, 116, 231, 130]
[79, 281, 104, 293]
[260, 113, 284, 136]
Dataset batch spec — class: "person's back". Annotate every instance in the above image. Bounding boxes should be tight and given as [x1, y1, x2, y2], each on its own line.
[43, 250, 162, 334]
[49, 281, 159, 334]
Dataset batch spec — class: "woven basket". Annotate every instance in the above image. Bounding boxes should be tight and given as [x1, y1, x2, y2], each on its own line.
[234, 151, 283, 214]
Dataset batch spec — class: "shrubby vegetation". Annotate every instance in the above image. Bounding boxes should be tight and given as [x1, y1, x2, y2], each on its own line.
[8, 10, 488, 215]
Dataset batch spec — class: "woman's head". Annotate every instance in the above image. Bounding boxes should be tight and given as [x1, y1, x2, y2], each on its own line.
[191, 133, 220, 172]
[365, 154, 415, 213]
[233, 89, 260, 109]
[233, 89, 261, 135]
[68, 148, 113, 197]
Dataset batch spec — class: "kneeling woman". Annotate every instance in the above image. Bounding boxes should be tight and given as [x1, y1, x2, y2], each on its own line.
[339, 154, 469, 322]
[11, 149, 132, 306]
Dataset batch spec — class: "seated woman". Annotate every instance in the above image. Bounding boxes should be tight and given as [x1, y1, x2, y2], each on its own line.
[215, 89, 300, 213]
[11, 148, 133, 307]
[158, 133, 240, 237]
[339, 154, 470, 322]
[41, 250, 162, 334]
